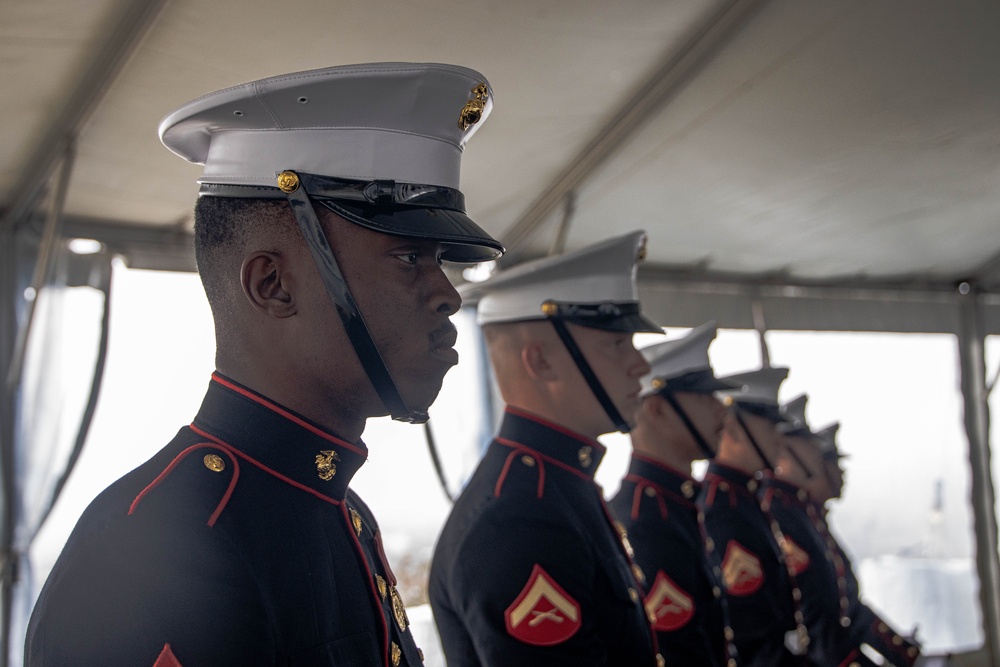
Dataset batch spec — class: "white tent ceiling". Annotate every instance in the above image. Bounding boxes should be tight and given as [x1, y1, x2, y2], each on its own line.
[3, 2, 1000, 659]
[3, 0, 1000, 329]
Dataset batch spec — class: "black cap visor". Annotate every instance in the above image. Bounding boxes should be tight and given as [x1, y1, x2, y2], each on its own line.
[319, 199, 502, 263]
[200, 173, 504, 263]
[549, 301, 662, 334]
[734, 400, 786, 424]
[656, 370, 738, 395]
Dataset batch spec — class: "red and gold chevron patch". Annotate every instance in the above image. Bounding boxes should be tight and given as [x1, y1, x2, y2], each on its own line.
[721, 541, 764, 596]
[504, 564, 582, 646]
[645, 570, 695, 631]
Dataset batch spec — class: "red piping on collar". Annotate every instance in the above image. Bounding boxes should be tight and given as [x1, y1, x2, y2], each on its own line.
[211, 373, 367, 458]
[630, 451, 692, 480]
[504, 406, 606, 454]
[190, 423, 342, 506]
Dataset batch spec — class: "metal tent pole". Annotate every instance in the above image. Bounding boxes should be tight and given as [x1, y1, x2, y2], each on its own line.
[956, 283, 1000, 664]
[0, 226, 18, 667]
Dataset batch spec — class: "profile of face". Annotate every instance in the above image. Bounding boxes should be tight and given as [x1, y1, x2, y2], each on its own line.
[824, 458, 846, 500]
[723, 409, 783, 467]
[670, 391, 727, 459]
[776, 436, 818, 487]
[559, 323, 651, 437]
[302, 209, 463, 416]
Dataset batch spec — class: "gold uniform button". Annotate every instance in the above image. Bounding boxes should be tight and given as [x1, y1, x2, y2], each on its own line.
[276, 170, 300, 192]
[390, 585, 408, 631]
[713, 586, 722, 598]
[418, 647, 425, 661]
[203, 454, 225, 472]
[719, 482, 730, 492]
[390, 641, 401, 666]
[631, 563, 646, 585]
[724, 626, 734, 641]
[792, 587, 802, 602]
[747, 480, 758, 492]
[350, 508, 363, 536]
[681, 480, 695, 498]
[879, 622, 889, 633]
[705, 537, 715, 552]
[628, 587, 639, 603]
[840, 616, 851, 627]
[728, 660, 737, 667]
[521, 455, 536, 467]
[656, 654, 665, 667]
[892, 635, 903, 646]
[907, 647, 918, 657]
[644, 486, 657, 498]
[850, 663, 861, 667]
[376, 574, 387, 600]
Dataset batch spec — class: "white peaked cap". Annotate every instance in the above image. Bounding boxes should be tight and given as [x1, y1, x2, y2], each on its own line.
[639, 322, 735, 395]
[461, 231, 662, 333]
[159, 62, 492, 190]
[718, 367, 790, 422]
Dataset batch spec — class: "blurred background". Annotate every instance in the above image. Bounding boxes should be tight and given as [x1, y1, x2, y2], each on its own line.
[3, 0, 1000, 665]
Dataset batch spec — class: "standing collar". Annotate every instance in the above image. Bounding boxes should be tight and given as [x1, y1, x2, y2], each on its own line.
[496, 407, 607, 480]
[627, 452, 700, 502]
[762, 476, 811, 505]
[705, 460, 773, 495]
[191, 373, 368, 502]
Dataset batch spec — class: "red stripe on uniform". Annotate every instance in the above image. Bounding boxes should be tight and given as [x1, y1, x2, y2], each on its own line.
[211, 373, 367, 457]
[128, 443, 240, 527]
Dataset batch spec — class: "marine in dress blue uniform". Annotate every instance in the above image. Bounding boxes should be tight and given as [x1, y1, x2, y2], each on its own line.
[430, 233, 664, 666]
[697, 368, 810, 667]
[804, 424, 921, 667]
[609, 322, 740, 666]
[26, 63, 504, 666]
[764, 395, 862, 666]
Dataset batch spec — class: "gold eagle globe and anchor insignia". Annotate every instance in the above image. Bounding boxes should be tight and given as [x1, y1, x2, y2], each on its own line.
[315, 449, 341, 481]
[458, 83, 489, 131]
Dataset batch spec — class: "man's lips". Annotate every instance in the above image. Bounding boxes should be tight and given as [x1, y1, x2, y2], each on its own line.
[429, 323, 459, 363]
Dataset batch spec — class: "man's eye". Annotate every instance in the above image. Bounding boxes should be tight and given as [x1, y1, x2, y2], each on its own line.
[397, 252, 419, 265]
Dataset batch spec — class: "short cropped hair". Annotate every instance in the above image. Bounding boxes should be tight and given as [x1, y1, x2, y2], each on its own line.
[193, 196, 295, 308]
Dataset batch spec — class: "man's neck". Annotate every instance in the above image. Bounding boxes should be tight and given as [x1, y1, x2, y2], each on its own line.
[630, 427, 694, 476]
[216, 364, 369, 442]
[714, 438, 764, 476]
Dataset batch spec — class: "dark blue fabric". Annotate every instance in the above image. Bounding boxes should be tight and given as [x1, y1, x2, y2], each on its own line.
[25, 375, 422, 666]
[698, 462, 805, 667]
[430, 409, 659, 666]
[610, 455, 736, 666]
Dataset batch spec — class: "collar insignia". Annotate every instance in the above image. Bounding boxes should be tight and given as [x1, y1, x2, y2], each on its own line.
[316, 449, 340, 481]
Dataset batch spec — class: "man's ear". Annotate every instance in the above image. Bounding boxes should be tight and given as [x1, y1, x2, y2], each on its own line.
[521, 339, 557, 382]
[643, 394, 666, 421]
[241, 251, 296, 318]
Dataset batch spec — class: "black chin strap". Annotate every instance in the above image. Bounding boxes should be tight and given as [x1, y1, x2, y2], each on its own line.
[784, 444, 815, 480]
[548, 318, 631, 433]
[661, 391, 717, 459]
[280, 171, 427, 423]
[734, 409, 774, 472]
